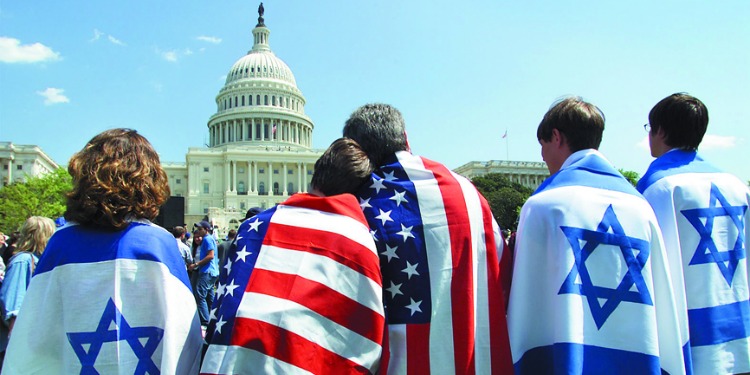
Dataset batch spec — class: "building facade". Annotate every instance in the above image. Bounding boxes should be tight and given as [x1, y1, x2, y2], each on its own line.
[454, 160, 549, 190]
[163, 9, 322, 233]
[0, 142, 59, 187]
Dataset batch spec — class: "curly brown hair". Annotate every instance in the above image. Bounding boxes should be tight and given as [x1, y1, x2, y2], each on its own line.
[65, 128, 170, 230]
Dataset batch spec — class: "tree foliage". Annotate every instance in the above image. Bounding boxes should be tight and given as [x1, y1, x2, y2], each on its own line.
[618, 169, 640, 187]
[0, 168, 72, 232]
[471, 173, 533, 231]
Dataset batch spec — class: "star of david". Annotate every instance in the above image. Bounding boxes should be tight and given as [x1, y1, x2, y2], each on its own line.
[681, 183, 747, 286]
[558, 205, 653, 329]
[67, 298, 164, 374]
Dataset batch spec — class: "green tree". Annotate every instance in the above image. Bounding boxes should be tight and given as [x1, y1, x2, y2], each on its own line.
[0, 168, 72, 232]
[619, 169, 640, 187]
[471, 173, 533, 231]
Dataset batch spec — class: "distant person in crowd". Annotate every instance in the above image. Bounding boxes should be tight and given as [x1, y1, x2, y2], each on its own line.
[0, 216, 55, 369]
[508, 97, 688, 374]
[172, 226, 194, 270]
[242, 207, 261, 222]
[1, 232, 19, 267]
[637, 93, 750, 374]
[190, 229, 204, 292]
[201, 138, 386, 374]
[217, 229, 236, 269]
[189, 220, 219, 326]
[2, 128, 202, 374]
[0, 232, 7, 265]
[344, 104, 513, 374]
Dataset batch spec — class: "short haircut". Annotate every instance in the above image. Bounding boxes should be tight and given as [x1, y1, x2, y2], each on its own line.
[172, 226, 186, 238]
[311, 138, 374, 196]
[16, 216, 56, 255]
[227, 229, 237, 239]
[649, 93, 708, 151]
[65, 128, 170, 230]
[342, 103, 408, 167]
[537, 97, 605, 152]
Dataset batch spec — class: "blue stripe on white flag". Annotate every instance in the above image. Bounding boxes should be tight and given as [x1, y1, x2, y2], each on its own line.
[35, 222, 190, 289]
[514, 343, 662, 374]
[637, 150, 721, 193]
[688, 299, 750, 346]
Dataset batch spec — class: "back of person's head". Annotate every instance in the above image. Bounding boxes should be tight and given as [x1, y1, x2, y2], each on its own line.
[311, 138, 375, 196]
[16, 216, 56, 256]
[227, 229, 237, 239]
[65, 128, 170, 231]
[343, 103, 408, 167]
[537, 97, 605, 152]
[648, 93, 708, 151]
[172, 226, 186, 239]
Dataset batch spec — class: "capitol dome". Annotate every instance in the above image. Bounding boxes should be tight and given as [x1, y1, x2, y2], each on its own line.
[207, 9, 314, 150]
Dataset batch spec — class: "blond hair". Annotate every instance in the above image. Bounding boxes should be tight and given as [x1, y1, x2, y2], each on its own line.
[16, 216, 56, 256]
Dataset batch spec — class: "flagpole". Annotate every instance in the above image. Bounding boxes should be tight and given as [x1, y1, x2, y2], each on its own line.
[505, 134, 509, 160]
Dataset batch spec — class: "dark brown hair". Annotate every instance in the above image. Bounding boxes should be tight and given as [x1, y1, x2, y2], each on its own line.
[649, 93, 708, 151]
[311, 138, 374, 196]
[537, 97, 605, 152]
[65, 128, 170, 230]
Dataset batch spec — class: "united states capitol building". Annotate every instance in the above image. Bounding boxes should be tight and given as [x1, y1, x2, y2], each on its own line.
[162, 9, 321, 230]
[161, 6, 549, 232]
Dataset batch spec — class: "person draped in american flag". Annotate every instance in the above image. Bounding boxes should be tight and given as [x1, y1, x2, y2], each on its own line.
[343, 103, 514, 374]
[3, 129, 203, 374]
[508, 97, 688, 374]
[201, 137, 386, 374]
[638, 93, 750, 374]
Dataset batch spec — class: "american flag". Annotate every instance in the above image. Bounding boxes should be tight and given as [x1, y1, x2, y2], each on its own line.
[200, 193, 385, 375]
[357, 151, 514, 374]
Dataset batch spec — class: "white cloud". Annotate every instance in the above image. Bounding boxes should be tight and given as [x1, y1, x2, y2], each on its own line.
[90, 29, 104, 42]
[161, 50, 178, 62]
[91, 29, 125, 46]
[636, 134, 738, 151]
[0, 37, 60, 63]
[37, 88, 70, 105]
[107, 35, 125, 46]
[700, 135, 738, 150]
[197, 36, 222, 44]
[184, 48, 193, 56]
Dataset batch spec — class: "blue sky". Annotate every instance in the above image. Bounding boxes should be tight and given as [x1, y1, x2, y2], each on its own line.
[1, 1, 748, 182]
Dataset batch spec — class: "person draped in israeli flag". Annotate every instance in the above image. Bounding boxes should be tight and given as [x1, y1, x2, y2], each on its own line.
[638, 93, 750, 375]
[508, 97, 689, 374]
[3, 129, 203, 374]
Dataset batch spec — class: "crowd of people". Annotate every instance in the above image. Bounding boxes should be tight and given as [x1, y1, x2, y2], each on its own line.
[0, 93, 747, 374]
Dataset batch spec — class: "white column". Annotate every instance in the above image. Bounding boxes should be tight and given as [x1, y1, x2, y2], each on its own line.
[7, 159, 12, 184]
[267, 161, 272, 195]
[232, 160, 238, 192]
[297, 162, 302, 193]
[251, 161, 253, 194]
[225, 160, 231, 193]
[282, 162, 288, 195]
[302, 163, 308, 192]
[253, 161, 258, 193]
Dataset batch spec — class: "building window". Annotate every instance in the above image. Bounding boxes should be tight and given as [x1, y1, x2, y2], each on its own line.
[234, 97, 238, 107]
[204, 167, 209, 172]
[256, 95, 260, 105]
[287, 182, 294, 193]
[259, 168, 265, 174]
[249, 95, 253, 105]
[287, 170, 293, 175]
[203, 182, 209, 194]
[2, 165, 7, 170]
[176, 178, 181, 184]
[273, 169, 279, 174]
[259, 182, 266, 195]
[242, 96, 245, 106]
[307, 170, 313, 175]
[17, 165, 22, 170]
[204, 208, 209, 214]
[273, 182, 280, 195]
[264, 95, 269, 105]
[240, 202, 246, 210]
[272, 96, 276, 106]
[238, 181, 246, 193]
